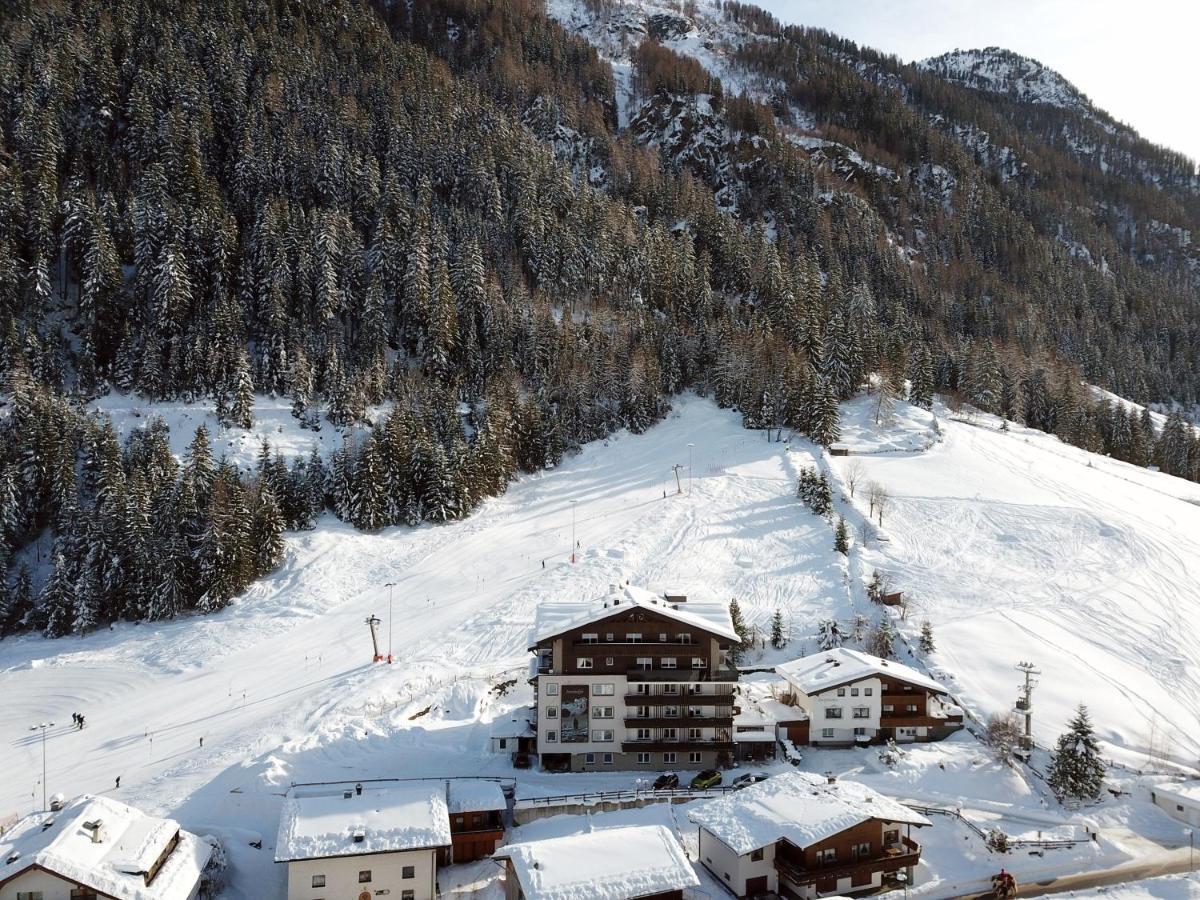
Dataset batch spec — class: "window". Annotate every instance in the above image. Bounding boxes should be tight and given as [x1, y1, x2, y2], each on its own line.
[880, 682, 890, 691]
[836, 687, 846, 697]
[359, 870, 373, 883]
[825, 707, 843, 719]
[455, 816, 464, 825]
[816, 848, 836, 864]
[821, 728, 835, 738]
[634, 683, 650, 695]
[659, 632, 668, 642]
[585, 752, 595, 764]
[628, 632, 643, 643]
[636, 657, 653, 670]
[546, 730, 557, 742]
[592, 729, 614, 742]
[497, 738, 507, 749]
[851, 687, 860, 696]
[605, 632, 614, 642]
[577, 657, 593, 669]
[637, 752, 651, 763]
[664, 706, 680, 718]
[904, 685, 914, 692]
[581, 632, 598, 643]
[663, 752, 677, 763]
[637, 728, 652, 740]
[884, 829, 899, 845]
[311, 875, 326, 888]
[403, 892, 415, 900]
[546, 706, 558, 718]
[602, 752, 613, 764]
[545, 683, 558, 696]
[663, 728, 678, 740]
[70, 892, 98, 900]
[402, 865, 415, 879]
[864, 687, 873, 696]
[593, 683, 615, 696]
[688, 684, 703, 694]
[688, 706, 703, 717]
[678, 633, 694, 644]
[750, 848, 764, 862]
[854, 727, 869, 737]
[592, 706, 613, 719]
[663, 684, 679, 694]
[661, 657, 677, 669]
[20, 894, 46, 900]
[689, 751, 702, 763]
[691, 657, 706, 669]
[636, 706, 651, 718]
[851, 842, 872, 860]
[689, 728, 702, 740]
[853, 707, 870, 718]
[883, 704, 894, 713]
[605, 657, 614, 666]
[906, 704, 919, 712]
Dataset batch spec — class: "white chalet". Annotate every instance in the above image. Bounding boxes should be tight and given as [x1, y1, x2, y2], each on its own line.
[493, 825, 699, 900]
[0, 794, 211, 900]
[775, 649, 962, 746]
[275, 782, 450, 900]
[688, 772, 930, 898]
[1151, 781, 1200, 828]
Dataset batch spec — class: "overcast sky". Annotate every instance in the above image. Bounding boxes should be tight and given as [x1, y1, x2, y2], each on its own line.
[751, 0, 1200, 164]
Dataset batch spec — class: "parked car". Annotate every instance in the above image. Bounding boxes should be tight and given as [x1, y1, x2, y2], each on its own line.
[652, 773, 680, 790]
[690, 769, 722, 790]
[512, 752, 532, 769]
[730, 772, 770, 790]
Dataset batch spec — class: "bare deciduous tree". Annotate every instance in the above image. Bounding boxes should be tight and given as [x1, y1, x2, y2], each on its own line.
[869, 482, 891, 526]
[986, 712, 1024, 764]
[844, 459, 865, 498]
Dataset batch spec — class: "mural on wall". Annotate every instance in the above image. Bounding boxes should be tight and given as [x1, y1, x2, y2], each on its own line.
[560, 685, 590, 743]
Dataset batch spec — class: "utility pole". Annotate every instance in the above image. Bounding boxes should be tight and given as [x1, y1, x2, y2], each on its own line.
[687, 443, 695, 494]
[366, 614, 383, 662]
[671, 464, 684, 494]
[30, 722, 53, 811]
[384, 582, 396, 664]
[1015, 661, 1040, 753]
[570, 500, 578, 564]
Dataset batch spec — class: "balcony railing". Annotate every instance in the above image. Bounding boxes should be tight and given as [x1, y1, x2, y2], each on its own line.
[775, 837, 921, 886]
[620, 739, 736, 753]
[627, 668, 740, 683]
[624, 717, 731, 728]
[624, 692, 734, 705]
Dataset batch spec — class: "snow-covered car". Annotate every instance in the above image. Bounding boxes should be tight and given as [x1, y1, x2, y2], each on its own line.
[730, 772, 770, 790]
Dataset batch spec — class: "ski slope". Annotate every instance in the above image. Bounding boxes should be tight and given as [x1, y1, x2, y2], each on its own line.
[2, 392, 1199, 896]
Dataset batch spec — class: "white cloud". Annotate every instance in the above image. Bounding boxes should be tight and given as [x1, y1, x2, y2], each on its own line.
[753, 0, 1200, 163]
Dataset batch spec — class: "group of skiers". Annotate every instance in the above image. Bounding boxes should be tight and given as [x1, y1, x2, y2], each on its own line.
[70, 712, 86, 729]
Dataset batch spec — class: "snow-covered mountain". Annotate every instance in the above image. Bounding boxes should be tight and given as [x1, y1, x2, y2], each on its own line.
[918, 47, 1093, 113]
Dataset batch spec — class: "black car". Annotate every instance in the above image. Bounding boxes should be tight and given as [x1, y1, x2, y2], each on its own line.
[652, 773, 680, 790]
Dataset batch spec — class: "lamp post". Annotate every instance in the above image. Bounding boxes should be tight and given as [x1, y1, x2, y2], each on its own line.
[384, 582, 396, 664]
[1185, 827, 1194, 871]
[30, 722, 53, 811]
[687, 443, 695, 494]
[895, 869, 908, 900]
[570, 500, 578, 564]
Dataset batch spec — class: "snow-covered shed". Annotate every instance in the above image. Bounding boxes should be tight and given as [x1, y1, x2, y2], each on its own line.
[687, 772, 929, 898]
[0, 794, 212, 900]
[275, 782, 451, 900]
[493, 824, 699, 900]
[1151, 781, 1200, 828]
[447, 781, 507, 863]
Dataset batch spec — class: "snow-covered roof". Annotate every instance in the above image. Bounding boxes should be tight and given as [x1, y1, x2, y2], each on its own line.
[776, 648, 948, 696]
[1154, 781, 1200, 807]
[495, 825, 699, 900]
[448, 781, 507, 814]
[276, 783, 450, 862]
[687, 772, 930, 855]
[530, 584, 738, 647]
[0, 794, 210, 900]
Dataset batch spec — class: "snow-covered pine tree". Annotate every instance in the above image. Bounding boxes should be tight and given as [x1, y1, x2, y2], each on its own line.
[909, 344, 934, 410]
[770, 609, 785, 649]
[919, 619, 935, 653]
[728, 598, 749, 665]
[834, 517, 849, 554]
[40, 548, 77, 638]
[817, 618, 844, 650]
[1047, 704, 1107, 803]
[865, 617, 895, 659]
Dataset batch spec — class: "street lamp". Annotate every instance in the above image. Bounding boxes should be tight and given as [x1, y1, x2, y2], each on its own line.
[895, 869, 908, 900]
[29, 722, 53, 812]
[687, 443, 695, 494]
[569, 500, 578, 564]
[1185, 827, 1194, 871]
[384, 582, 396, 664]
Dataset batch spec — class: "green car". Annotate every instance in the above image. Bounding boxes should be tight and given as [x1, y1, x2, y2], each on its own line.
[690, 769, 722, 790]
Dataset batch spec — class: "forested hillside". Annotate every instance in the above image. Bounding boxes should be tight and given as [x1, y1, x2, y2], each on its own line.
[0, 0, 1197, 637]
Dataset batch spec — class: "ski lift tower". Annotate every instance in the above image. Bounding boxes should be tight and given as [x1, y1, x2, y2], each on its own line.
[1015, 661, 1040, 755]
[365, 614, 384, 663]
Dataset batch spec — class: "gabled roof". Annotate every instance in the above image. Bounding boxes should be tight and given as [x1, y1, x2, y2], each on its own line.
[276, 783, 450, 862]
[776, 648, 948, 696]
[529, 584, 739, 648]
[447, 780, 507, 814]
[0, 795, 211, 900]
[687, 772, 930, 856]
[494, 824, 699, 900]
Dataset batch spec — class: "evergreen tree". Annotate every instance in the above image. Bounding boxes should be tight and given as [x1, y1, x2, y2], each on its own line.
[770, 609, 785, 649]
[1047, 705, 1107, 803]
[817, 618, 844, 650]
[834, 517, 849, 554]
[728, 598, 750, 665]
[919, 619, 935, 654]
[40, 549, 77, 638]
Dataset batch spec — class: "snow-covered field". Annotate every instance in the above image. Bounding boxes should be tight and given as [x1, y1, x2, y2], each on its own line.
[3, 391, 1199, 897]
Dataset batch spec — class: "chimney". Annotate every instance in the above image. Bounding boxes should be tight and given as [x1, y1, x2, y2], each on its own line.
[355, 783, 363, 796]
[83, 819, 104, 843]
[353, 829, 366, 843]
[825, 772, 836, 784]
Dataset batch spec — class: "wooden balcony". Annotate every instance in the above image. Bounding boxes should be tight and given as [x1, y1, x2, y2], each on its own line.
[881, 714, 962, 728]
[775, 837, 921, 886]
[625, 693, 735, 705]
[620, 740, 735, 753]
[624, 717, 731, 728]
